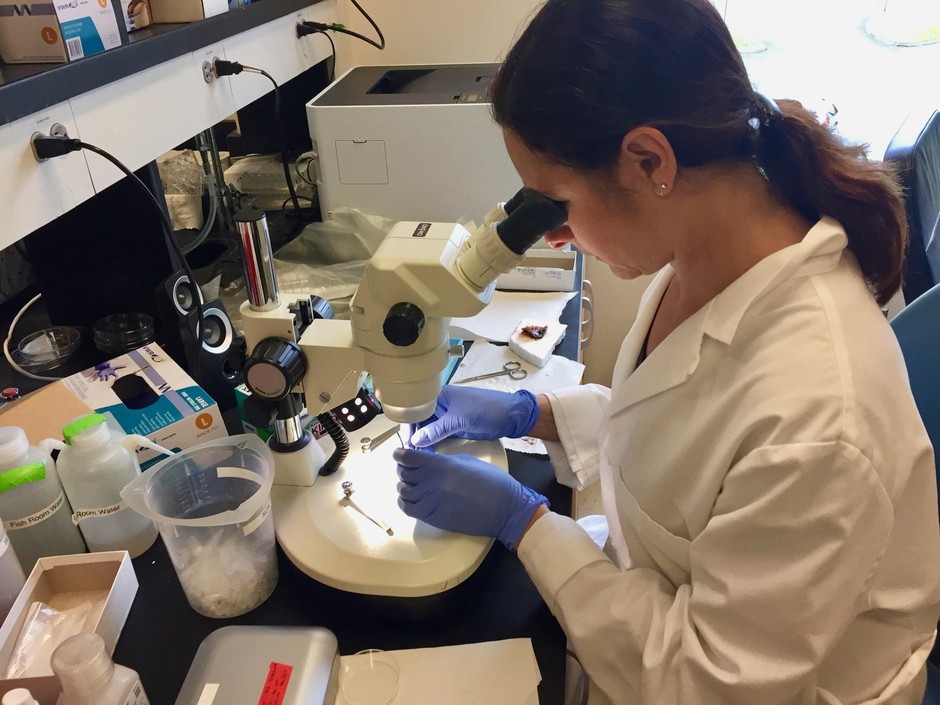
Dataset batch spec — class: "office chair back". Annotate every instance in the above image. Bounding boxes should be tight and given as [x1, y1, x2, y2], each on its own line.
[891, 283, 940, 704]
[891, 282, 940, 482]
[884, 107, 940, 304]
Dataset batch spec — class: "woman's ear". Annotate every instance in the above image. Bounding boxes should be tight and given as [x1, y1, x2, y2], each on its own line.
[616, 127, 678, 197]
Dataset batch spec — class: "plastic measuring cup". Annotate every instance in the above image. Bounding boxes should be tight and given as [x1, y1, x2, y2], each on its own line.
[120, 434, 278, 618]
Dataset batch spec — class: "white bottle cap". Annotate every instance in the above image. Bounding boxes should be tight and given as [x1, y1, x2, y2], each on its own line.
[2, 688, 39, 705]
[0, 427, 29, 469]
[51, 633, 115, 697]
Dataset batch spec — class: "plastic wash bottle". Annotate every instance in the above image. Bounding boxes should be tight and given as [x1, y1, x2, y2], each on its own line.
[44, 414, 169, 557]
[0, 426, 86, 572]
[51, 632, 150, 705]
[0, 522, 25, 625]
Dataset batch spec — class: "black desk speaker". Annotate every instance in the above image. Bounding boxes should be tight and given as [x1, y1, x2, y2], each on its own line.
[178, 299, 243, 411]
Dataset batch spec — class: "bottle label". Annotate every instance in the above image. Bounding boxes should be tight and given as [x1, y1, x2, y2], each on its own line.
[72, 501, 127, 525]
[4, 492, 67, 531]
[0, 531, 9, 556]
[123, 678, 150, 705]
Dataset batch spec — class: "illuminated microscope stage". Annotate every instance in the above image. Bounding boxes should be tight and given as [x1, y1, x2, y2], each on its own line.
[271, 415, 506, 597]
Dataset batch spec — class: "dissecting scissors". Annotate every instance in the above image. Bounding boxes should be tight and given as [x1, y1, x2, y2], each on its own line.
[452, 361, 528, 384]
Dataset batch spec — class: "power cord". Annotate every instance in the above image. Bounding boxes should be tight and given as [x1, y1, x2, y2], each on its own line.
[3, 293, 62, 381]
[31, 135, 205, 384]
[214, 59, 317, 235]
[297, 0, 385, 50]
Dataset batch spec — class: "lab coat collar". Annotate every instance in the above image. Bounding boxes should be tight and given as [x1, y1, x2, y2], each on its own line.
[608, 217, 849, 415]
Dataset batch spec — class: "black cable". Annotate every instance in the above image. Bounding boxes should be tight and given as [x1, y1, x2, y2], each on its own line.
[253, 69, 303, 225]
[298, 1, 385, 51]
[217, 59, 311, 236]
[348, 0, 384, 49]
[320, 30, 336, 83]
[281, 195, 315, 211]
[316, 411, 349, 476]
[79, 142, 204, 383]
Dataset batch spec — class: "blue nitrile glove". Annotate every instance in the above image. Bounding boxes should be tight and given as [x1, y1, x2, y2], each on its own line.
[410, 386, 540, 448]
[394, 447, 549, 551]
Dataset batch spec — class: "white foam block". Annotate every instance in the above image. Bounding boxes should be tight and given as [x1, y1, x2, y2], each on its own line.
[508, 319, 567, 368]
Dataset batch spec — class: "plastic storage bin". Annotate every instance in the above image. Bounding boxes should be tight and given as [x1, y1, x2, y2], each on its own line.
[121, 434, 277, 618]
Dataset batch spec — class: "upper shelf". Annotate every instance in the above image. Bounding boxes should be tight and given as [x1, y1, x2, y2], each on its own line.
[0, 0, 324, 126]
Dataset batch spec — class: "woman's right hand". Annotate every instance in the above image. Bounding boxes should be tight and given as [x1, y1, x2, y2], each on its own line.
[409, 386, 540, 448]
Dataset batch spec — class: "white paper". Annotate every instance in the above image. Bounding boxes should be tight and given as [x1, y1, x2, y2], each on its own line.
[449, 291, 577, 343]
[449, 341, 585, 454]
[339, 639, 541, 705]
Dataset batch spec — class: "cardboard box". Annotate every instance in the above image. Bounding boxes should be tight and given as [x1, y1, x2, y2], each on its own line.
[119, 0, 150, 31]
[0, 551, 138, 705]
[0, 344, 228, 469]
[496, 249, 577, 292]
[0, 0, 126, 64]
[148, 0, 225, 24]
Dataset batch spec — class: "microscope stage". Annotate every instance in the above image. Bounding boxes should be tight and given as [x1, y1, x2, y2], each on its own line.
[271, 415, 505, 597]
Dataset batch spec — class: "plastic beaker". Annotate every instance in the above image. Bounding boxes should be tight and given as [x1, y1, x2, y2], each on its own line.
[120, 434, 278, 618]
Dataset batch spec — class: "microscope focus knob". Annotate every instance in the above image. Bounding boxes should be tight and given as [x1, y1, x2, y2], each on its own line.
[243, 338, 306, 400]
[383, 302, 425, 347]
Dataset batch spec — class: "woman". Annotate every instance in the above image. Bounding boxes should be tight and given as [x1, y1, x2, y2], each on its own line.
[393, 1, 940, 703]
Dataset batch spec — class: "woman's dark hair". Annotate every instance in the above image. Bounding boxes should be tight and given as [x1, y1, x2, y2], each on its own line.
[491, 0, 907, 305]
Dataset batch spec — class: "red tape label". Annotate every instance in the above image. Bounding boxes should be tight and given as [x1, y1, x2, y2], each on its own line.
[257, 662, 293, 705]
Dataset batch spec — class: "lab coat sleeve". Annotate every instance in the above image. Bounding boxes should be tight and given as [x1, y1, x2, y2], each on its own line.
[518, 441, 895, 705]
[542, 384, 610, 491]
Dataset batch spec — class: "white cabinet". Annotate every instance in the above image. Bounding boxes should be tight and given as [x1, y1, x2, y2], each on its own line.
[71, 50, 235, 193]
[0, 102, 95, 252]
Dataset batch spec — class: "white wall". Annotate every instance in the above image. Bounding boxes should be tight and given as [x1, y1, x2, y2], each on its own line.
[333, 1, 543, 71]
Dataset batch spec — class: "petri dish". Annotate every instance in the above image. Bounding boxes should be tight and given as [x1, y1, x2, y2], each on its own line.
[15, 327, 81, 371]
[92, 313, 155, 355]
[339, 650, 399, 705]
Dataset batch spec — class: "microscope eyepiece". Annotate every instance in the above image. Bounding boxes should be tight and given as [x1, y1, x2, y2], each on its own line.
[495, 188, 568, 255]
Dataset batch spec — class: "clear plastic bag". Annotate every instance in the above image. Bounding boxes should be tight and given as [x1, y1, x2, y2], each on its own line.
[5, 600, 92, 678]
[220, 208, 396, 331]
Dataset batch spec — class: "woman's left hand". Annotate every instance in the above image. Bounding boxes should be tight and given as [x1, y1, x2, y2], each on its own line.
[394, 447, 548, 551]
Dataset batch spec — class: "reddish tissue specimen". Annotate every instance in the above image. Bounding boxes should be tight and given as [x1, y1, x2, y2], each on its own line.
[521, 325, 548, 340]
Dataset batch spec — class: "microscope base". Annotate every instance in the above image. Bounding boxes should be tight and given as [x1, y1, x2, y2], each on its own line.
[271, 415, 504, 597]
[270, 437, 327, 487]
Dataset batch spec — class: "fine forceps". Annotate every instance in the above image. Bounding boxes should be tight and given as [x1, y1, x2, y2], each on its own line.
[453, 361, 528, 384]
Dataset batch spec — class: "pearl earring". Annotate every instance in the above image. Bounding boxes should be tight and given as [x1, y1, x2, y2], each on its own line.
[656, 183, 669, 197]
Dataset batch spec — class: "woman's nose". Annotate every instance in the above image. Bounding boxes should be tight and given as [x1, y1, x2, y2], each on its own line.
[543, 224, 574, 248]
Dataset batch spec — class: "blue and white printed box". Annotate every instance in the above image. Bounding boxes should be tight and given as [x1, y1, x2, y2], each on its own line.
[1, 345, 227, 469]
[0, 0, 124, 64]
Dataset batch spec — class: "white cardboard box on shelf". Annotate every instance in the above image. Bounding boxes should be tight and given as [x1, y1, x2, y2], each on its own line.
[496, 248, 577, 292]
[0, 551, 138, 705]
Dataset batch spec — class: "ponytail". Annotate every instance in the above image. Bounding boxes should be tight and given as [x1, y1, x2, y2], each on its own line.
[757, 100, 907, 306]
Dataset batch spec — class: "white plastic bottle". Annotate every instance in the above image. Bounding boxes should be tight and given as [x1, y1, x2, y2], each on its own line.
[51, 633, 149, 705]
[45, 414, 160, 558]
[0, 426, 87, 572]
[0, 523, 25, 624]
[1, 688, 39, 705]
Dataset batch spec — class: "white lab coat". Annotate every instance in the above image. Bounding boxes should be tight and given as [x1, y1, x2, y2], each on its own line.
[518, 218, 940, 705]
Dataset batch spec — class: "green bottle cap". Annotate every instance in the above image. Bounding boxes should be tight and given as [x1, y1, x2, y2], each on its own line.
[62, 413, 107, 445]
[0, 461, 46, 494]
